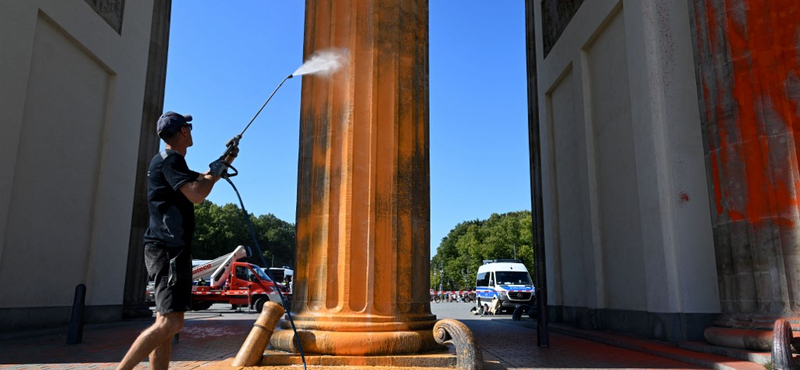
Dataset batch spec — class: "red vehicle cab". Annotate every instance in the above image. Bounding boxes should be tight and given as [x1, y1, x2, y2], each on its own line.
[189, 246, 285, 312]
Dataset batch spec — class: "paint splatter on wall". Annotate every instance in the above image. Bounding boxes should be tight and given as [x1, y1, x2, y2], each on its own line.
[694, 0, 800, 226]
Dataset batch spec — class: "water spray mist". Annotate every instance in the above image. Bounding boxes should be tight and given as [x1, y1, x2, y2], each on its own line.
[237, 48, 350, 138]
[292, 48, 350, 77]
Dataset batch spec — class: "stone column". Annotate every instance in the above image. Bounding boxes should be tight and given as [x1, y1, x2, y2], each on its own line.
[688, 0, 800, 350]
[123, 0, 171, 320]
[270, 0, 439, 355]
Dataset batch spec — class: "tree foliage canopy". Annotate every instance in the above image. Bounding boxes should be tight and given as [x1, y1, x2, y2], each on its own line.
[431, 211, 533, 291]
[193, 200, 295, 268]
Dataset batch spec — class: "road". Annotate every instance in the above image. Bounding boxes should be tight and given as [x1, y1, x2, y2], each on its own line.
[430, 300, 498, 320]
[0, 301, 722, 369]
[185, 300, 497, 321]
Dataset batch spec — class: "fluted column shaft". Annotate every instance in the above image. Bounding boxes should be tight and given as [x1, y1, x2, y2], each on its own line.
[689, 0, 800, 326]
[270, 0, 437, 355]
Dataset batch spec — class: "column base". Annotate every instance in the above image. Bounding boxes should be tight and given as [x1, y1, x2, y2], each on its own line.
[270, 328, 444, 355]
[704, 326, 773, 351]
[256, 349, 456, 367]
[704, 314, 800, 351]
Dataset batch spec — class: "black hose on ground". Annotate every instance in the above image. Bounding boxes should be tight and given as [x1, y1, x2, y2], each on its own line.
[222, 169, 306, 370]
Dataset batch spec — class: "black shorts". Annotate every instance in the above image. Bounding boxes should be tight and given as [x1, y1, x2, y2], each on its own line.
[144, 244, 192, 314]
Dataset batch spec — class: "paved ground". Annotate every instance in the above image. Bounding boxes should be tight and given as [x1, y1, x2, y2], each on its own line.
[0, 302, 767, 369]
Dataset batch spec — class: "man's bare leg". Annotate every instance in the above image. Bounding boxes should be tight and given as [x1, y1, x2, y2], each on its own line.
[116, 311, 184, 370]
[148, 335, 172, 370]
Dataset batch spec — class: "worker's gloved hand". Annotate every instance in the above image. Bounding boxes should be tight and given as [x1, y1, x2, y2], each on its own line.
[209, 159, 229, 178]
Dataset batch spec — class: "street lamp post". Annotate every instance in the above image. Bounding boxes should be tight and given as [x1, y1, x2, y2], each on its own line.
[438, 266, 444, 292]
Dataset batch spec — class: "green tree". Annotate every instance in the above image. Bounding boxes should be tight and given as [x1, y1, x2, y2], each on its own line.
[431, 220, 480, 291]
[193, 200, 296, 268]
[193, 201, 247, 259]
[253, 213, 295, 268]
[431, 211, 533, 290]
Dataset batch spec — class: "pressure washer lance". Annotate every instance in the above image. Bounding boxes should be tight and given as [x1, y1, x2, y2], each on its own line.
[209, 74, 294, 178]
[207, 73, 308, 369]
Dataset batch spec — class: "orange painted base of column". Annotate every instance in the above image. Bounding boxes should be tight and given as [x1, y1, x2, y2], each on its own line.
[202, 353, 457, 369]
[270, 328, 443, 356]
[257, 349, 456, 368]
[269, 313, 441, 355]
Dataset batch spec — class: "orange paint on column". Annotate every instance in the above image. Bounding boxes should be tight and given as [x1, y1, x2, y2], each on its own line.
[703, 0, 800, 225]
[272, 0, 439, 356]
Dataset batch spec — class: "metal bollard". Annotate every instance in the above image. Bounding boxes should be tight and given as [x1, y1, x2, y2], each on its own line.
[66, 284, 86, 344]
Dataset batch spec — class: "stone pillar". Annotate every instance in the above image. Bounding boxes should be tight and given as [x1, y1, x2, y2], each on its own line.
[270, 0, 439, 355]
[123, 0, 171, 320]
[688, 0, 800, 350]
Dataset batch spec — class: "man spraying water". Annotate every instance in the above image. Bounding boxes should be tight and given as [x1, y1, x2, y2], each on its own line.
[116, 48, 347, 370]
[116, 112, 234, 370]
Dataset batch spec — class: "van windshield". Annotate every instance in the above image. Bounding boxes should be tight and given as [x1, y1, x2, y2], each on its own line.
[495, 271, 532, 285]
[253, 267, 272, 282]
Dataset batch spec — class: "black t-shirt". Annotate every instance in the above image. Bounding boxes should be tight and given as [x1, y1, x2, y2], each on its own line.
[143, 150, 200, 248]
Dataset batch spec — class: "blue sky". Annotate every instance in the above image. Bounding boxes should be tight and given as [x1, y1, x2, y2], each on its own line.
[164, 2, 531, 258]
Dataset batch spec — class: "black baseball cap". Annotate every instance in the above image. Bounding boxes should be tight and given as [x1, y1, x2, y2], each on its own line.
[156, 111, 193, 135]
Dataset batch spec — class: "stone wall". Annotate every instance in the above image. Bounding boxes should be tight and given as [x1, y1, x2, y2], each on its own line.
[83, 0, 125, 33]
[540, 0, 584, 57]
[530, 0, 720, 343]
[0, 0, 156, 331]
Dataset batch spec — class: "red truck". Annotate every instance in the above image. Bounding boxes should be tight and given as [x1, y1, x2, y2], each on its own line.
[189, 245, 286, 312]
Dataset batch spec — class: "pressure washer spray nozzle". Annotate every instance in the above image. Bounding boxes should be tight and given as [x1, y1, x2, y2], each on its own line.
[225, 135, 241, 149]
[287, 74, 294, 79]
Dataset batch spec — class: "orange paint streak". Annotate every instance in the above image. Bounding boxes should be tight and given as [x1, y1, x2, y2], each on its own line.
[700, 0, 800, 225]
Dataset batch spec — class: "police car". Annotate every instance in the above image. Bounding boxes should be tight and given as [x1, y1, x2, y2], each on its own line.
[145, 280, 155, 306]
[475, 259, 535, 313]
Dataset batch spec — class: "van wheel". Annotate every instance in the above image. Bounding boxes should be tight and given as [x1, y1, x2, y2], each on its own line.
[512, 305, 529, 321]
[254, 297, 266, 313]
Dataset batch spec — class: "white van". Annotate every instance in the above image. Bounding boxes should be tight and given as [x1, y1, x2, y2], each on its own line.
[475, 259, 535, 313]
[266, 266, 294, 284]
